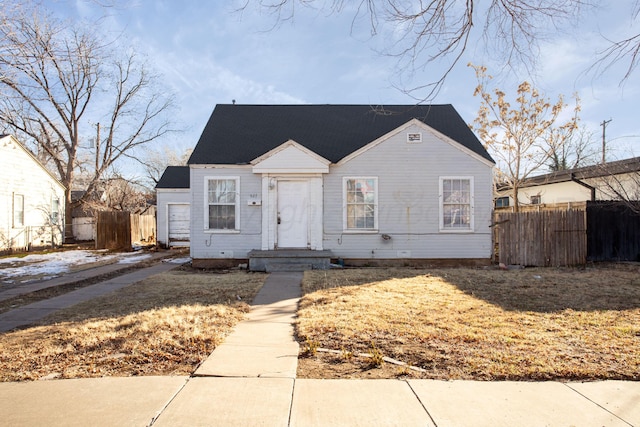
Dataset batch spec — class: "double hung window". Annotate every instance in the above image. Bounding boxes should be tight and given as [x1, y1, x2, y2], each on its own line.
[344, 177, 377, 231]
[51, 197, 60, 225]
[440, 177, 473, 231]
[206, 177, 239, 230]
[13, 194, 24, 228]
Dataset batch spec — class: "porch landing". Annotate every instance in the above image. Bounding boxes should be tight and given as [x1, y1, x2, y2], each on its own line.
[248, 250, 333, 272]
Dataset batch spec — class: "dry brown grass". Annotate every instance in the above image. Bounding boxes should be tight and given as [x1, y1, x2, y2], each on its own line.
[0, 269, 266, 381]
[297, 266, 640, 381]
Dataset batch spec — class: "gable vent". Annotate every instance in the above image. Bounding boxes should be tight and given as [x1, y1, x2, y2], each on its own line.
[407, 132, 422, 143]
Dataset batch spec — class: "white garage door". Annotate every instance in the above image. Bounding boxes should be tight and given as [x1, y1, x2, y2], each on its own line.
[168, 204, 190, 247]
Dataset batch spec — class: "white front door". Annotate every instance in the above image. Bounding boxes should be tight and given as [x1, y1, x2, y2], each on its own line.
[277, 180, 309, 248]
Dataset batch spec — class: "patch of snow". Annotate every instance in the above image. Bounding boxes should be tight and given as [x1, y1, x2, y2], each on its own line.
[0, 249, 149, 279]
[117, 254, 152, 264]
[0, 257, 79, 278]
[164, 257, 191, 264]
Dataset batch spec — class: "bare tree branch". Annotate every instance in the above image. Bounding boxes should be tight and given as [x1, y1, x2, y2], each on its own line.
[239, 0, 590, 100]
[588, 1, 640, 84]
[0, 2, 176, 240]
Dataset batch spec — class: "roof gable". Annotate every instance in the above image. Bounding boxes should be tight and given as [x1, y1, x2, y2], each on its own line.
[1, 135, 65, 190]
[251, 140, 330, 173]
[188, 104, 494, 165]
[338, 118, 495, 167]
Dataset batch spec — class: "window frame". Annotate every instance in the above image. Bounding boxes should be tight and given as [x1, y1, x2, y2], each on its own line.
[530, 195, 541, 205]
[495, 196, 510, 208]
[439, 176, 474, 233]
[343, 176, 378, 232]
[204, 176, 240, 233]
[51, 196, 60, 225]
[13, 193, 24, 228]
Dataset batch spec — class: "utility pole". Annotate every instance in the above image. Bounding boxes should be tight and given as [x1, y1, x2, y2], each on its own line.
[95, 122, 100, 175]
[601, 119, 612, 164]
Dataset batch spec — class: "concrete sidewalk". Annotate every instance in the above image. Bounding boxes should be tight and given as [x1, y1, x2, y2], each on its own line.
[0, 271, 638, 426]
[1, 376, 637, 426]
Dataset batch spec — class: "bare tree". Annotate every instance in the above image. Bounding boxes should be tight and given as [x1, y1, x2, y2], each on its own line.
[547, 127, 599, 172]
[0, 2, 175, 241]
[141, 146, 193, 190]
[471, 64, 580, 211]
[102, 175, 153, 213]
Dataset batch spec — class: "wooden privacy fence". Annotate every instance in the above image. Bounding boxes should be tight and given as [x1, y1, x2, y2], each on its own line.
[131, 214, 156, 245]
[587, 201, 640, 262]
[494, 209, 587, 267]
[96, 211, 156, 250]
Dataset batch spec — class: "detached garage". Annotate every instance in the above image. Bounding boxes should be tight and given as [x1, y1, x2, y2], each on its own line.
[156, 166, 190, 247]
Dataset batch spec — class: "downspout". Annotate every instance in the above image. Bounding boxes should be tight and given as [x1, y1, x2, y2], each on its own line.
[570, 173, 596, 201]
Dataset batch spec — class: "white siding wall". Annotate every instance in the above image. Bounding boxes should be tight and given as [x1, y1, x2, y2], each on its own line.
[517, 181, 591, 205]
[190, 166, 262, 259]
[156, 189, 190, 247]
[0, 137, 65, 251]
[189, 123, 494, 261]
[323, 124, 494, 259]
[586, 173, 640, 201]
[515, 171, 640, 206]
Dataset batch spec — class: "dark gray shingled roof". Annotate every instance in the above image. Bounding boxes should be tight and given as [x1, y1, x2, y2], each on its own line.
[188, 104, 494, 165]
[518, 156, 640, 188]
[156, 166, 190, 189]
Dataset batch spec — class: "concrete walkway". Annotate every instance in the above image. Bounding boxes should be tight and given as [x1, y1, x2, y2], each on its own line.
[0, 271, 639, 426]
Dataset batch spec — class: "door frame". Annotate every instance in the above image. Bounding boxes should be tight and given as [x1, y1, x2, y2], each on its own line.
[276, 179, 309, 249]
[261, 174, 324, 251]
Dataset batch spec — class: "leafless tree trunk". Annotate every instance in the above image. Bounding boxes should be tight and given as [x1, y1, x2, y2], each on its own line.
[0, 2, 175, 241]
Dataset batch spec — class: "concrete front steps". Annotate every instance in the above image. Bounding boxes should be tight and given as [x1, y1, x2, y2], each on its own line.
[248, 249, 333, 272]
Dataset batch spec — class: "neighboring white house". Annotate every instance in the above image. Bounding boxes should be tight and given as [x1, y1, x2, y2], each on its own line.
[0, 134, 65, 253]
[156, 166, 190, 247]
[186, 104, 495, 269]
[495, 157, 640, 209]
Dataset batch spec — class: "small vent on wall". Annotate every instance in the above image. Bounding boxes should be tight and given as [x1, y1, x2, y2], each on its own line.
[407, 133, 422, 143]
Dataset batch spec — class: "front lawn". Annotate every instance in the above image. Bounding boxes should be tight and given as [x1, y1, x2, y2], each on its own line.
[0, 269, 265, 381]
[296, 266, 640, 380]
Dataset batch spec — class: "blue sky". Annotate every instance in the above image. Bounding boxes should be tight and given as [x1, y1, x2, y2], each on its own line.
[52, 0, 640, 166]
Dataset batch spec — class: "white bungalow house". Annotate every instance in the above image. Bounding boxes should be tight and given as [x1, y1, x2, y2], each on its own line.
[495, 157, 640, 209]
[0, 135, 65, 253]
[156, 166, 190, 247]
[183, 104, 495, 271]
